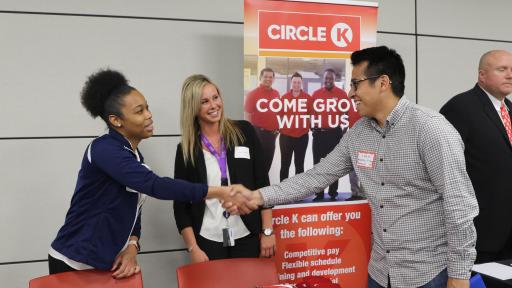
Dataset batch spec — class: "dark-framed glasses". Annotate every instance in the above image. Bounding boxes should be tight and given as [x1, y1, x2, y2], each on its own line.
[350, 75, 383, 91]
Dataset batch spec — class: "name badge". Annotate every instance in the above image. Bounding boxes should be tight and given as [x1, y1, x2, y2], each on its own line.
[234, 146, 250, 159]
[356, 151, 376, 169]
[222, 227, 235, 247]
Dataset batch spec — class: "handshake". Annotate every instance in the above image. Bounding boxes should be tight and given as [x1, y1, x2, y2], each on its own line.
[209, 184, 264, 215]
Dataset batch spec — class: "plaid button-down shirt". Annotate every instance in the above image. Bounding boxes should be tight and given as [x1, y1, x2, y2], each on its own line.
[261, 97, 478, 287]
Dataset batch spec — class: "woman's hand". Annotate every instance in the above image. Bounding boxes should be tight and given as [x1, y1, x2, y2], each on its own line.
[190, 245, 209, 263]
[260, 234, 276, 258]
[111, 245, 140, 279]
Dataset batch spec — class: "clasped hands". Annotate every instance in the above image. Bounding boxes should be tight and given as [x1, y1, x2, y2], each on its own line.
[218, 184, 263, 215]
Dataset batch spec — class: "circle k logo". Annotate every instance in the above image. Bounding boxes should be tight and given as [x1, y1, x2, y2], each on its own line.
[259, 11, 360, 53]
[331, 23, 353, 48]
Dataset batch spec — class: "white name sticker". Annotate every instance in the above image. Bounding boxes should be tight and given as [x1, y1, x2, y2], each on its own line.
[234, 146, 250, 159]
[356, 151, 376, 169]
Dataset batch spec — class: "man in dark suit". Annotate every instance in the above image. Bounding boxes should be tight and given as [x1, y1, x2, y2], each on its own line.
[440, 50, 512, 264]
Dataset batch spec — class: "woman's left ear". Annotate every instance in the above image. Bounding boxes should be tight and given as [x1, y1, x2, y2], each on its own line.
[108, 115, 122, 128]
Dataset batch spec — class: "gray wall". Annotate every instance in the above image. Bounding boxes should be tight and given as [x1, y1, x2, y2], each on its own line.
[1, 1, 511, 287]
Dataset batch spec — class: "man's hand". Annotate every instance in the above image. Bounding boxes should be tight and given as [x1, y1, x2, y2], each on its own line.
[222, 184, 263, 215]
[111, 244, 140, 279]
[447, 277, 469, 288]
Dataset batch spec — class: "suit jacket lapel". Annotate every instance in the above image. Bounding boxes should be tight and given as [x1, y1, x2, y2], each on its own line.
[506, 98, 512, 120]
[194, 143, 208, 184]
[226, 145, 237, 184]
[475, 85, 512, 149]
[505, 98, 512, 149]
[191, 143, 207, 212]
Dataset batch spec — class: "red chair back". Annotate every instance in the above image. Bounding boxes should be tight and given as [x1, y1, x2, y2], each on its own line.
[29, 270, 143, 288]
[176, 258, 278, 288]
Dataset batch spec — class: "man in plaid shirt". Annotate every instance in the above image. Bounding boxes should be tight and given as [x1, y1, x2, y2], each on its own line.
[226, 46, 478, 288]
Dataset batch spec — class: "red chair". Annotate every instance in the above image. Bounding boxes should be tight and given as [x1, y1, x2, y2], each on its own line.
[176, 258, 278, 288]
[29, 270, 143, 288]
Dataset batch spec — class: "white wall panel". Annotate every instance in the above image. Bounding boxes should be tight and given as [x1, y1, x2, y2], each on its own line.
[0, 0, 416, 33]
[359, 0, 415, 33]
[418, 0, 512, 41]
[0, 0, 243, 22]
[139, 136, 178, 178]
[0, 14, 243, 137]
[0, 138, 86, 262]
[417, 36, 512, 111]
[138, 251, 188, 288]
[138, 136, 188, 252]
[377, 33, 416, 102]
[0, 261, 48, 288]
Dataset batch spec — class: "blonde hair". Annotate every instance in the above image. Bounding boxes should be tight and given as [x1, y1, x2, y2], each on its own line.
[180, 74, 244, 165]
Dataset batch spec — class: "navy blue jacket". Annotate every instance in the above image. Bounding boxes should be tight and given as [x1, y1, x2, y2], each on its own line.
[52, 129, 207, 270]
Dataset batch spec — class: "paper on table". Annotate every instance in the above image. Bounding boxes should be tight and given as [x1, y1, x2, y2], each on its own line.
[473, 262, 512, 280]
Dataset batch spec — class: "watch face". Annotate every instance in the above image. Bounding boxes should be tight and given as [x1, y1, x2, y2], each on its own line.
[263, 228, 273, 236]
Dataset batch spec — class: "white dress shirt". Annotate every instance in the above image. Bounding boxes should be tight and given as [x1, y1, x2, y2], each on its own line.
[199, 149, 250, 242]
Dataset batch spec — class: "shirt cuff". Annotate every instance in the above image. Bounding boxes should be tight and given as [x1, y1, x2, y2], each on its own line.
[260, 186, 280, 207]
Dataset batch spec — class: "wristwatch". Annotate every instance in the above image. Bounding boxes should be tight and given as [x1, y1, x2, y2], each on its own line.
[262, 228, 274, 236]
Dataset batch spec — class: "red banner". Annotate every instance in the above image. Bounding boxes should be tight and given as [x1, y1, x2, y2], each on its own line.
[273, 201, 371, 287]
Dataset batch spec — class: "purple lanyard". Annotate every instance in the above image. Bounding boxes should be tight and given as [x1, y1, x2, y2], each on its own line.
[200, 134, 228, 185]
[200, 134, 230, 219]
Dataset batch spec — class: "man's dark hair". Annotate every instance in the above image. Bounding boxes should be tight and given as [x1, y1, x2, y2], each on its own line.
[291, 72, 302, 79]
[259, 67, 275, 78]
[324, 68, 336, 75]
[350, 46, 405, 97]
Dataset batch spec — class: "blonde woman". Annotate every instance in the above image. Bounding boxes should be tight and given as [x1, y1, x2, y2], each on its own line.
[173, 74, 275, 262]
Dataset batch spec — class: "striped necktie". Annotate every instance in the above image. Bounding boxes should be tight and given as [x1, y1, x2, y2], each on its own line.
[500, 101, 512, 144]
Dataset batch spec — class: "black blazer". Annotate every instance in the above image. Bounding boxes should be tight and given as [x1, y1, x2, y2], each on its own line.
[173, 120, 270, 236]
[440, 84, 512, 253]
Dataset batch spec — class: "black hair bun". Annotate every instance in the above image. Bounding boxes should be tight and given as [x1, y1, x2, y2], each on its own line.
[80, 69, 129, 118]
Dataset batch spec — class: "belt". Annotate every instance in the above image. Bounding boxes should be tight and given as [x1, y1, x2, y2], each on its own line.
[312, 127, 342, 132]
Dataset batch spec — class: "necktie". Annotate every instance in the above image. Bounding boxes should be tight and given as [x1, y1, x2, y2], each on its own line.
[500, 102, 512, 144]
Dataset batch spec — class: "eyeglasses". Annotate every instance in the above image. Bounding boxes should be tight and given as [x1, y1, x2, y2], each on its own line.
[350, 75, 382, 91]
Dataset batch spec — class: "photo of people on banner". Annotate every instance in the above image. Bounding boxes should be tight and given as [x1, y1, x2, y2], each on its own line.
[244, 61, 362, 202]
[243, 0, 378, 203]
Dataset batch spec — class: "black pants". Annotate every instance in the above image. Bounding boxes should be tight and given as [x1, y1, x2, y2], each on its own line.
[475, 232, 512, 288]
[196, 233, 260, 260]
[48, 254, 77, 274]
[312, 128, 343, 197]
[476, 249, 512, 263]
[254, 127, 277, 174]
[476, 227, 512, 263]
[279, 133, 309, 181]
